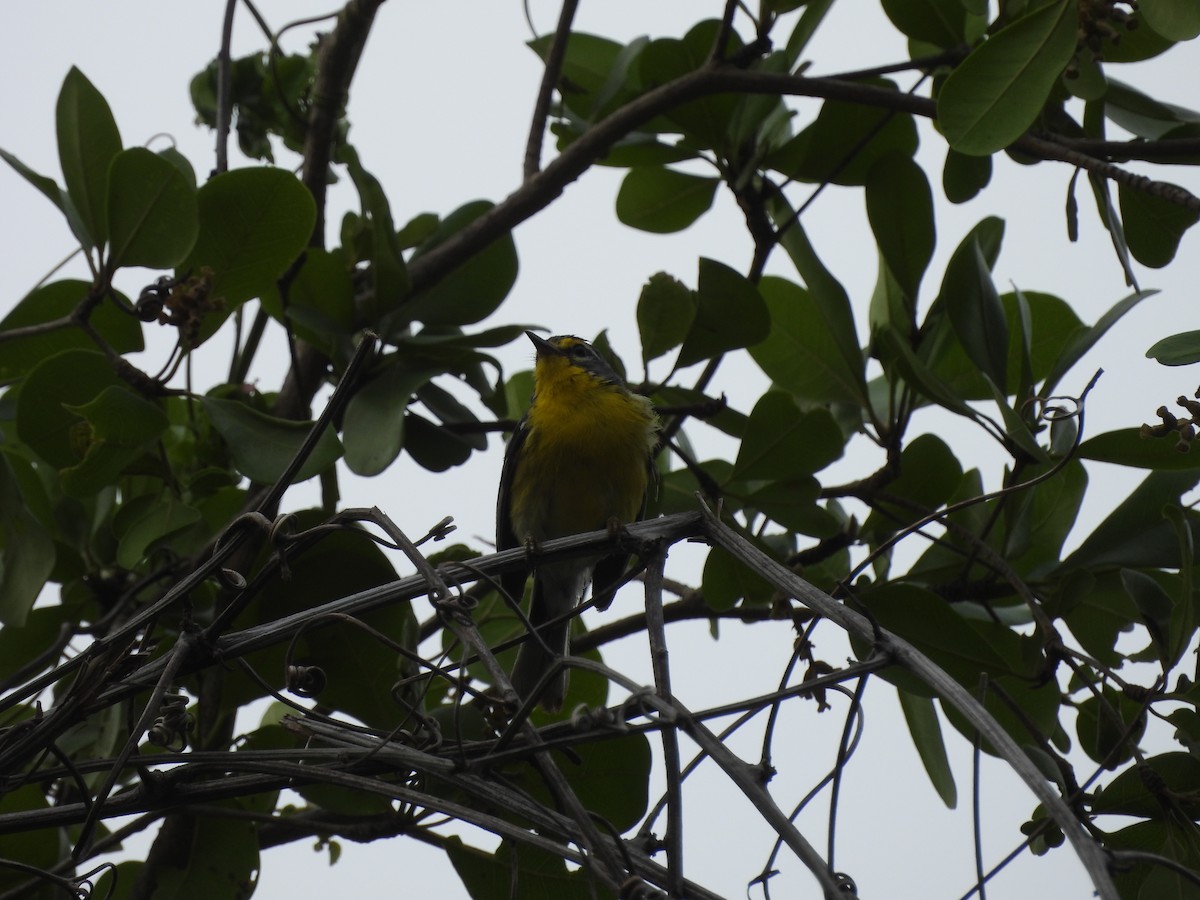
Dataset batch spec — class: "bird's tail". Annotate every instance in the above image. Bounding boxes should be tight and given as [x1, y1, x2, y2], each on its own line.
[510, 581, 571, 712]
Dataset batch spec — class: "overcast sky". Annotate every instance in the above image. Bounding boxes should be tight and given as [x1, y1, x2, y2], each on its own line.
[2, 2, 1198, 898]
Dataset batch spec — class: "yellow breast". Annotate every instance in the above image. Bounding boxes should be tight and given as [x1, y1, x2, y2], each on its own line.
[510, 368, 657, 543]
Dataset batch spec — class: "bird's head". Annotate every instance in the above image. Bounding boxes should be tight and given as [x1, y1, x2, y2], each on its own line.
[526, 330, 625, 390]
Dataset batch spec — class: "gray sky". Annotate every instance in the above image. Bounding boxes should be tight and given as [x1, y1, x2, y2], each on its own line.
[2, 2, 1198, 897]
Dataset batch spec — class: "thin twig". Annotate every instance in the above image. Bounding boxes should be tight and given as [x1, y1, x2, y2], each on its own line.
[522, 0, 579, 180]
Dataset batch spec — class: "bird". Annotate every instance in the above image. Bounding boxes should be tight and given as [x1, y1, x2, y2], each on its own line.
[496, 330, 659, 712]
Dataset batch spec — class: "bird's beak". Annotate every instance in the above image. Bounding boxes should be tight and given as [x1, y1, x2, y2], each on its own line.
[525, 330, 559, 357]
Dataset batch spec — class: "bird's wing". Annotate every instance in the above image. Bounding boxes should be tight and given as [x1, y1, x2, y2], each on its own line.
[496, 416, 530, 602]
[591, 453, 658, 612]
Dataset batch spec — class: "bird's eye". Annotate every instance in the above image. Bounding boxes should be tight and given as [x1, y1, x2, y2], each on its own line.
[569, 344, 588, 358]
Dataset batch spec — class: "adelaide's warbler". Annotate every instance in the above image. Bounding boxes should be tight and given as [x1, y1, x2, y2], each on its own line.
[496, 331, 658, 711]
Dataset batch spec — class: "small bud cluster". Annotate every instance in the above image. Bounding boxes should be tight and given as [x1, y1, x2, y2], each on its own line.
[1066, 0, 1138, 78]
[1141, 388, 1200, 452]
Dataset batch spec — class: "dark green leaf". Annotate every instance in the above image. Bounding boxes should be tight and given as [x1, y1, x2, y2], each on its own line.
[1062, 469, 1200, 571]
[731, 392, 843, 481]
[898, 688, 957, 808]
[1004, 460, 1087, 575]
[105, 147, 198, 269]
[1041, 289, 1156, 397]
[943, 147, 992, 204]
[231, 513, 414, 726]
[528, 32, 636, 121]
[767, 84, 918, 186]
[676, 258, 769, 367]
[1147, 330, 1200, 366]
[60, 386, 169, 496]
[261, 250, 356, 352]
[149, 802, 260, 898]
[862, 434, 963, 539]
[448, 839, 606, 900]
[1140, 0, 1200, 40]
[1059, 571, 1138, 665]
[1118, 182, 1200, 268]
[742, 479, 840, 537]
[402, 200, 519, 327]
[56, 67, 122, 249]
[937, 220, 1008, 388]
[0, 280, 142, 385]
[615, 167, 719, 234]
[341, 145, 409, 312]
[1093, 752, 1200, 817]
[881, 0, 971, 47]
[15, 349, 122, 468]
[938, 3, 1079, 155]
[637, 21, 744, 152]
[182, 167, 317, 338]
[858, 584, 1019, 689]
[403, 411, 474, 472]
[746, 273, 864, 408]
[703, 545, 774, 611]
[1075, 684, 1147, 768]
[1080, 428, 1200, 469]
[200, 396, 342, 485]
[866, 154, 936, 301]
[765, 199, 868, 403]
[0, 456, 56, 627]
[114, 495, 203, 570]
[637, 272, 696, 365]
[0, 147, 71, 217]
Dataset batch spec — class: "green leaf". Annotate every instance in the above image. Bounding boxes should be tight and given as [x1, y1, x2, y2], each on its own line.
[937, 3, 1079, 155]
[0, 148, 72, 217]
[1080, 428, 1200, 469]
[60, 386, 170, 496]
[448, 839, 605, 900]
[200, 396, 342, 485]
[524, 733, 652, 832]
[881, 0, 972, 47]
[615, 166, 719, 234]
[752, 276, 866, 407]
[341, 145, 409, 313]
[56, 67, 122, 249]
[637, 272, 696, 365]
[1140, 0, 1200, 40]
[105, 147, 198, 269]
[1147, 330, 1200, 367]
[866, 154, 936, 302]
[0, 280, 143, 384]
[767, 83, 918, 186]
[675, 258, 770, 367]
[898, 689, 957, 808]
[862, 434, 963, 539]
[1118, 182, 1200, 268]
[943, 147, 992, 204]
[703, 544, 775, 611]
[528, 32, 636, 121]
[231, 513, 414, 725]
[401, 200, 519, 328]
[637, 21, 744, 152]
[261, 249, 356, 351]
[150, 802, 260, 899]
[342, 364, 438, 476]
[0, 456, 56, 627]
[858, 584, 1019, 689]
[937, 221, 1008, 388]
[1062, 469, 1200, 571]
[731, 391, 843, 481]
[15, 349, 122, 468]
[767, 198, 867, 402]
[114, 495, 203, 569]
[1075, 684, 1146, 768]
[1041, 289, 1157, 397]
[181, 167, 317, 336]
[403, 412, 475, 472]
[928, 290, 1082, 402]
